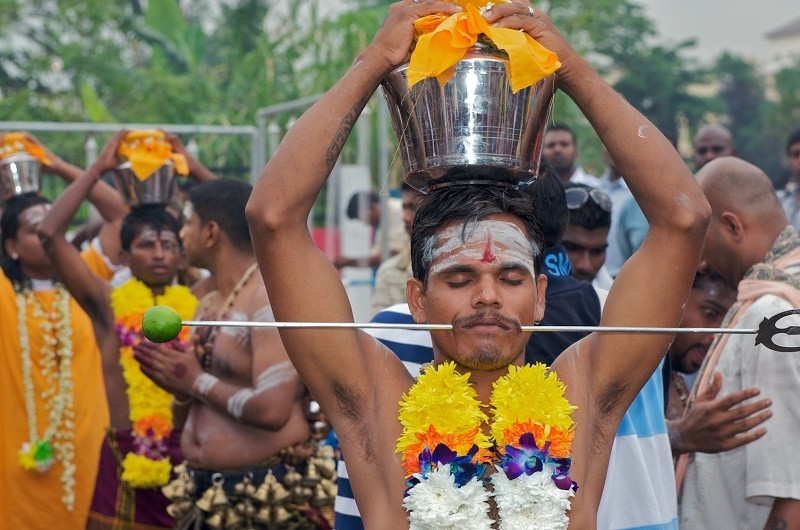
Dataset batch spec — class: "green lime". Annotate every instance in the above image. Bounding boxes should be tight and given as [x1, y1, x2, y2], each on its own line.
[142, 305, 183, 343]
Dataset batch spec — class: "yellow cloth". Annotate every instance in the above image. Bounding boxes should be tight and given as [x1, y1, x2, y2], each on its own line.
[408, 4, 560, 93]
[0, 270, 109, 529]
[0, 132, 52, 165]
[81, 244, 115, 282]
[117, 130, 189, 182]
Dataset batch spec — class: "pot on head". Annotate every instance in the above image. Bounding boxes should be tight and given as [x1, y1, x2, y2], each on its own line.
[114, 160, 176, 206]
[0, 153, 41, 201]
[381, 42, 556, 193]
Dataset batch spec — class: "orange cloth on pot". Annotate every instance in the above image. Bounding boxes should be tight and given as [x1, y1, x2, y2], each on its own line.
[117, 130, 189, 181]
[408, 3, 560, 93]
[0, 132, 52, 165]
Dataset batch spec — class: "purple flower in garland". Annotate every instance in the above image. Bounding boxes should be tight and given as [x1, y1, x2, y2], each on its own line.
[133, 429, 168, 460]
[405, 443, 486, 494]
[497, 432, 577, 492]
[115, 323, 142, 346]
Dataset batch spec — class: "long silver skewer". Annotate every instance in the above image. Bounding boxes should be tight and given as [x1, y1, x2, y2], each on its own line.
[182, 320, 759, 334]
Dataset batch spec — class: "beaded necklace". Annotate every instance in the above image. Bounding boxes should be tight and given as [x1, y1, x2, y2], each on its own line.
[195, 262, 259, 371]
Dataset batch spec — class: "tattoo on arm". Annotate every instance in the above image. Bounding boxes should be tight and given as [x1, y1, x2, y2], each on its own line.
[325, 93, 373, 172]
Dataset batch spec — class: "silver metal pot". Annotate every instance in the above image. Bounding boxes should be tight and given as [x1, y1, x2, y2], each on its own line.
[0, 153, 41, 200]
[114, 160, 176, 206]
[381, 42, 556, 192]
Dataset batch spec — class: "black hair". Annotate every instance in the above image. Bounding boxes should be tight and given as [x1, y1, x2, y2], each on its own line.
[410, 183, 543, 287]
[787, 127, 800, 154]
[345, 191, 379, 220]
[565, 183, 611, 231]
[1, 192, 50, 289]
[188, 178, 253, 251]
[120, 204, 182, 252]
[693, 269, 731, 292]
[521, 162, 566, 248]
[545, 123, 577, 145]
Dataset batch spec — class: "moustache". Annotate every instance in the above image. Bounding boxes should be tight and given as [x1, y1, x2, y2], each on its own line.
[452, 312, 522, 332]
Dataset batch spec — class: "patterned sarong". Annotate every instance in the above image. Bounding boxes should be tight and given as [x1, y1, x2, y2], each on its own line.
[88, 427, 184, 529]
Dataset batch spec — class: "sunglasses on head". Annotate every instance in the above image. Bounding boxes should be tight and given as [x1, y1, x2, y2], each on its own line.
[565, 187, 612, 213]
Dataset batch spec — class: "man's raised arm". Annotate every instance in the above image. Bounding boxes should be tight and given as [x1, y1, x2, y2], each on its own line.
[246, 2, 460, 415]
[494, 6, 711, 407]
[37, 132, 129, 331]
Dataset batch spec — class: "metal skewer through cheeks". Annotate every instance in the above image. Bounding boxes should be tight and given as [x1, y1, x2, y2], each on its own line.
[141, 307, 800, 353]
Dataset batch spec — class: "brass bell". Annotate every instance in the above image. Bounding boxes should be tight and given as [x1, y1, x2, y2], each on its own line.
[301, 461, 320, 487]
[253, 506, 272, 525]
[195, 486, 216, 512]
[184, 478, 196, 496]
[161, 480, 178, 499]
[320, 478, 337, 498]
[317, 445, 335, 460]
[224, 508, 244, 529]
[283, 466, 302, 487]
[274, 505, 292, 524]
[234, 475, 251, 496]
[316, 459, 336, 479]
[236, 499, 256, 517]
[312, 483, 332, 507]
[251, 480, 269, 503]
[211, 482, 230, 510]
[166, 500, 192, 519]
[271, 481, 290, 504]
[205, 512, 224, 529]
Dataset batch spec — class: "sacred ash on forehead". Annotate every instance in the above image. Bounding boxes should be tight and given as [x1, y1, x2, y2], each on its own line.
[426, 218, 537, 278]
[21, 204, 52, 227]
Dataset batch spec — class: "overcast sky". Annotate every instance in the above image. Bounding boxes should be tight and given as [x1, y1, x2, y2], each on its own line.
[636, 0, 799, 64]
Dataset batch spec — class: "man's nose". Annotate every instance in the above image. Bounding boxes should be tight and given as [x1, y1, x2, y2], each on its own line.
[473, 276, 501, 306]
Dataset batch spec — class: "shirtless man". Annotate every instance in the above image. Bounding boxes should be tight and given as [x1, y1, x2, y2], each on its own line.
[134, 179, 328, 529]
[245, 2, 710, 527]
[37, 131, 189, 528]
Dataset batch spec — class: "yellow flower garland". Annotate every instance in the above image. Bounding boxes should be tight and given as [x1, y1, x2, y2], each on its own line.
[398, 362, 575, 475]
[111, 278, 197, 488]
[398, 362, 577, 528]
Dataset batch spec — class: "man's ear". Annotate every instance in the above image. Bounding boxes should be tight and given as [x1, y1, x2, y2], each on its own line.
[203, 221, 220, 249]
[720, 211, 744, 242]
[406, 277, 427, 324]
[120, 249, 131, 268]
[4, 238, 18, 259]
[534, 273, 547, 324]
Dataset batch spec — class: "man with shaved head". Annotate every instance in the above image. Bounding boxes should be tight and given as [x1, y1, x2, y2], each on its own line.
[679, 156, 800, 529]
[692, 124, 736, 171]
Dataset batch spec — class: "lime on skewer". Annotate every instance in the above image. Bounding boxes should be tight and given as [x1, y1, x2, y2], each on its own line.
[142, 305, 183, 343]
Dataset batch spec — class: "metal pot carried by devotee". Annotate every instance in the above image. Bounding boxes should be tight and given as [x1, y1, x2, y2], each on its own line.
[0, 152, 41, 200]
[114, 160, 177, 206]
[381, 42, 556, 192]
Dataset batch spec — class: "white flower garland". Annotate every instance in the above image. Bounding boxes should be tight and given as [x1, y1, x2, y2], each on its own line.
[16, 284, 76, 511]
[491, 464, 574, 530]
[404, 464, 494, 530]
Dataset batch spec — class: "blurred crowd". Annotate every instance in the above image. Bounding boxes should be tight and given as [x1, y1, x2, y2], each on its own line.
[2, 16, 800, 530]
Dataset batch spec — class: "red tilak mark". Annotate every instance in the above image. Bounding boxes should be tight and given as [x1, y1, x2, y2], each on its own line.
[482, 233, 496, 263]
